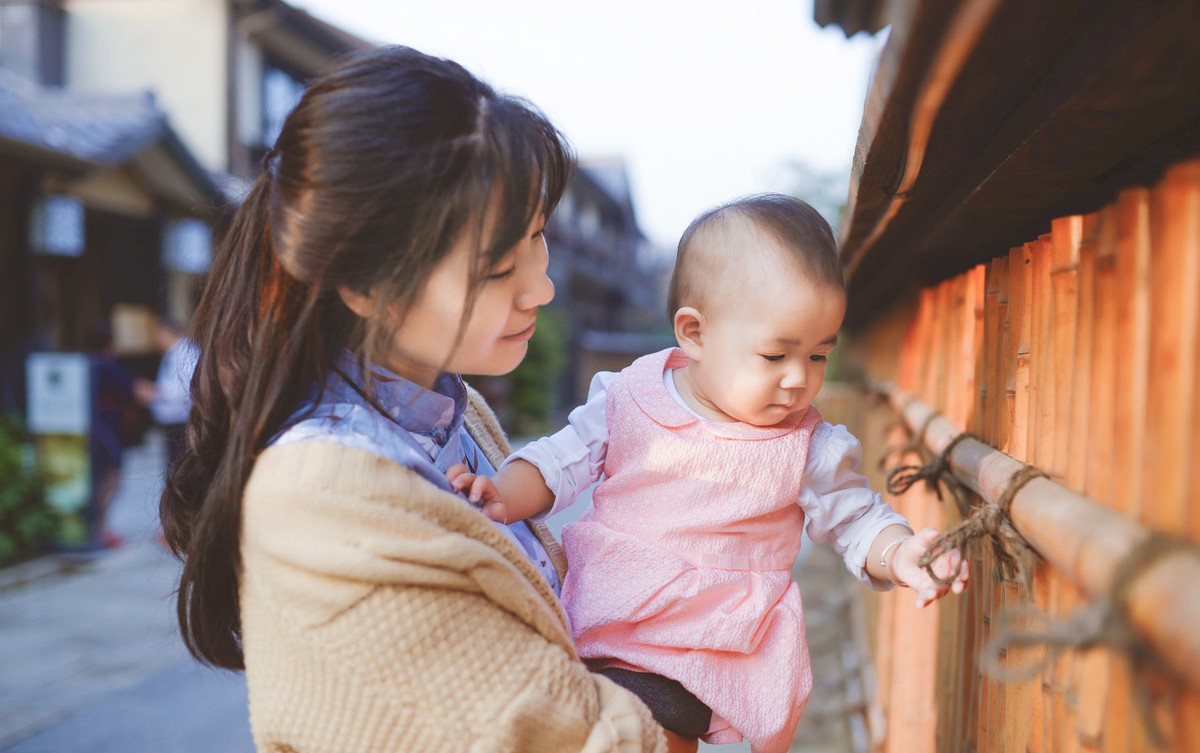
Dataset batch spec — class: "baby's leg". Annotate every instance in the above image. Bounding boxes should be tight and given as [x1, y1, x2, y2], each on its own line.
[595, 666, 711, 737]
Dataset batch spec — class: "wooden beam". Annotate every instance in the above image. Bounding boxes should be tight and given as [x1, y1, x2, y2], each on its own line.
[873, 382, 1200, 690]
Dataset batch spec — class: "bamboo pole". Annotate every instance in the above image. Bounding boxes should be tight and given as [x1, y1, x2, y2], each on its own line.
[1113, 188, 1151, 521]
[871, 385, 1200, 690]
[1071, 219, 1107, 750]
[1145, 162, 1200, 535]
[1090, 206, 1134, 753]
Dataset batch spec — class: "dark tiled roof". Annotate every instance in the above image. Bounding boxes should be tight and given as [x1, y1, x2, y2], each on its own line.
[0, 69, 223, 205]
[0, 69, 165, 164]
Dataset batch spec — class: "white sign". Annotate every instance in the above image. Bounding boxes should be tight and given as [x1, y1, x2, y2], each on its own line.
[26, 352, 90, 434]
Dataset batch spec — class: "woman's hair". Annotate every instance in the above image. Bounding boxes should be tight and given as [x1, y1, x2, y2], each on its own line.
[159, 45, 573, 670]
[666, 193, 843, 318]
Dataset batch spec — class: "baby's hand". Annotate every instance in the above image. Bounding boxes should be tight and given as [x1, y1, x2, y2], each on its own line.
[891, 527, 969, 608]
[445, 463, 512, 524]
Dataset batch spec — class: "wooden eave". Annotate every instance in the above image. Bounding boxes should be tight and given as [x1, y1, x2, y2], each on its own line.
[236, 0, 375, 77]
[837, 0, 1200, 329]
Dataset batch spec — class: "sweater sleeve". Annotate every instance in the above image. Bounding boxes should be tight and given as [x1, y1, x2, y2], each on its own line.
[241, 441, 665, 753]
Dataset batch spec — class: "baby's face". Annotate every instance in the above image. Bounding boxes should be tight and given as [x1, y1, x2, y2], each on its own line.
[686, 268, 845, 427]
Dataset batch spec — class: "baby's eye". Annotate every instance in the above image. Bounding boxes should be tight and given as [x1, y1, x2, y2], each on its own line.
[810, 354, 828, 363]
[761, 354, 785, 362]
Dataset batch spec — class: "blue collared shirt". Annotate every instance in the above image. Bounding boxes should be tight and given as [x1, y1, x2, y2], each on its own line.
[269, 351, 561, 594]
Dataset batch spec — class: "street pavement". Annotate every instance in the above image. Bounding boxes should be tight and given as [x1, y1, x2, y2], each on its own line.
[0, 429, 870, 753]
[0, 432, 254, 753]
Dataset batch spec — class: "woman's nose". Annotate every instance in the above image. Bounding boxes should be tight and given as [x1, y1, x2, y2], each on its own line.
[517, 264, 555, 310]
[517, 235, 555, 309]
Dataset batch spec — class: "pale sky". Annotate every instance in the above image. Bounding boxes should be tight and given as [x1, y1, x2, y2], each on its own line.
[292, 0, 881, 251]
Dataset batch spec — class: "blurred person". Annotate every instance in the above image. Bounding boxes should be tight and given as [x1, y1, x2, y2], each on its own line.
[84, 322, 153, 549]
[149, 316, 198, 472]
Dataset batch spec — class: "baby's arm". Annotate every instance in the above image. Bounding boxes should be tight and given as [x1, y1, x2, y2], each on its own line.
[801, 423, 969, 604]
[450, 370, 614, 525]
[866, 524, 968, 608]
[447, 459, 554, 524]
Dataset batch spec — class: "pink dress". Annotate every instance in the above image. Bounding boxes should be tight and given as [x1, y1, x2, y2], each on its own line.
[513, 348, 906, 752]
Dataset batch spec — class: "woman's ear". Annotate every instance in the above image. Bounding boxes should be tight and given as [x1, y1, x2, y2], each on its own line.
[337, 285, 376, 320]
[673, 306, 705, 360]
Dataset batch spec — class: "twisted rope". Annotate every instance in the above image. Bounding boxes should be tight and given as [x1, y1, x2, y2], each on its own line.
[916, 461, 1044, 587]
[981, 532, 1196, 745]
[885, 430, 976, 517]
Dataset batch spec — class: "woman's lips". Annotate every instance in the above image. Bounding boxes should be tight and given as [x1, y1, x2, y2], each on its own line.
[505, 321, 537, 341]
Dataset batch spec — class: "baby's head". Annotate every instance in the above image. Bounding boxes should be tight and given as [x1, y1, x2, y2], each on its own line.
[666, 194, 846, 426]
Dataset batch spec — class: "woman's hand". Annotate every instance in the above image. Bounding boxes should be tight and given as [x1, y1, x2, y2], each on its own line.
[890, 526, 969, 608]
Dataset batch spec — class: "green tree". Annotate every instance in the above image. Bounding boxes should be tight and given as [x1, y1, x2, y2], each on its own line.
[506, 308, 569, 438]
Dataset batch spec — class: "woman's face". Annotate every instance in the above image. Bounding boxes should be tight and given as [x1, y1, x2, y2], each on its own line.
[368, 213, 556, 389]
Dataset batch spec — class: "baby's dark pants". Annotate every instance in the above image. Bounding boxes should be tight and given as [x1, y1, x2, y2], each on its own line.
[596, 666, 712, 737]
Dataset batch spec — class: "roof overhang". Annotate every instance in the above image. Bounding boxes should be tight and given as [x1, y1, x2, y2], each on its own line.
[236, 0, 375, 75]
[0, 71, 223, 214]
[823, 0, 1200, 329]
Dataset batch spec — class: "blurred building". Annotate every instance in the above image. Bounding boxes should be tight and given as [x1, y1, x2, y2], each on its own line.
[544, 158, 672, 409]
[0, 0, 668, 432]
[0, 0, 371, 415]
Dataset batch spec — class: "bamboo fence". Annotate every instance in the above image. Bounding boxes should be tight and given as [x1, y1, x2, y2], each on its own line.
[843, 159, 1200, 752]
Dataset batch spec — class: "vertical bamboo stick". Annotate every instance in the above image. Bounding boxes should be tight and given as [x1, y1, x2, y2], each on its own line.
[1050, 216, 1081, 481]
[1110, 188, 1151, 753]
[1113, 187, 1151, 521]
[1145, 160, 1200, 534]
[1051, 217, 1083, 753]
[1147, 160, 1200, 751]
[1090, 206, 1133, 753]
[1071, 217, 1107, 751]
[940, 270, 980, 751]
[898, 291, 931, 394]
[1087, 207, 1120, 508]
[1031, 236, 1056, 473]
[1010, 244, 1034, 463]
[966, 264, 986, 431]
[1031, 235, 1058, 753]
[1067, 216, 1098, 494]
[985, 260, 1007, 749]
[981, 262, 1002, 447]
[991, 258, 1011, 453]
[928, 279, 951, 407]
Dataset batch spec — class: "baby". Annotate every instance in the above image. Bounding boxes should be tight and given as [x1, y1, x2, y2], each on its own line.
[449, 194, 967, 753]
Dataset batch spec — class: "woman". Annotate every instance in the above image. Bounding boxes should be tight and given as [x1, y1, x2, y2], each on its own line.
[160, 46, 682, 752]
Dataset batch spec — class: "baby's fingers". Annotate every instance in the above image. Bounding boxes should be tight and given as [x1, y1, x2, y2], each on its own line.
[447, 469, 478, 492]
[446, 463, 472, 483]
[480, 500, 509, 524]
[465, 475, 496, 503]
[930, 544, 969, 592]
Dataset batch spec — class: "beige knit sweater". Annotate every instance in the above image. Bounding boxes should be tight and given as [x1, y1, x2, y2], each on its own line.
[240, 387, 665, 752]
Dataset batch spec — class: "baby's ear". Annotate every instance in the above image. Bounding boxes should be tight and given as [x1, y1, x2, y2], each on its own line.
[673, 306, 705, 359]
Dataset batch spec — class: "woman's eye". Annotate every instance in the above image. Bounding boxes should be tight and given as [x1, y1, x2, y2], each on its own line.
[761, 354, 784, 362]
[810, 354, 828, 363]
[486, 267, 516, 281]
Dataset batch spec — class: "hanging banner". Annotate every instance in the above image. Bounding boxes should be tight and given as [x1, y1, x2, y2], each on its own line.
[26, 352, 92, 548]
